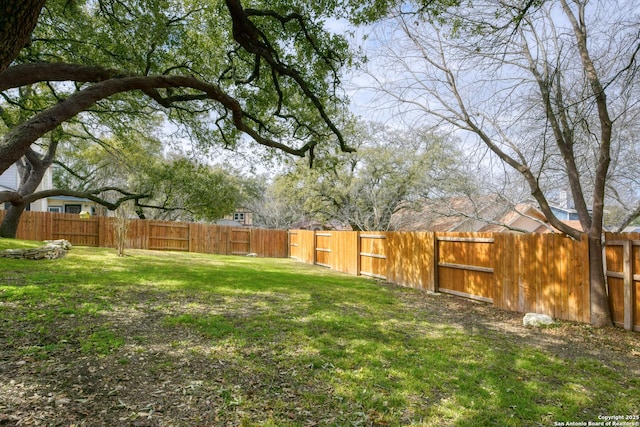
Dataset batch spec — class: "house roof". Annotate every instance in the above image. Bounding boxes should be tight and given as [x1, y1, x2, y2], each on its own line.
[390, 195, 515, 232]
[541, 220, 584, 233]
[390, 196, 584, 234]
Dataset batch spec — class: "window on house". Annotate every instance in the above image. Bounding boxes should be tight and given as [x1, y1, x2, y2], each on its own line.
[65, 204, 82, 214]
[49, 206, 63, 213]
[234, 212, 245, 222]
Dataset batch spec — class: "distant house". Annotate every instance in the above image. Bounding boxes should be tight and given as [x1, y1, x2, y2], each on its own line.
[220, 209, 253, 227]
[0, 164, 99, 215]
[550, 205, 580, 221]
[46, 195, 98, 215]
[390, 195, 582, 233]
[0, 163, 52, 212]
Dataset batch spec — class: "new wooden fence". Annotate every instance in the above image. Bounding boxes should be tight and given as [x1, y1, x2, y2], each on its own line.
[3, 211, 637, 330]
[1, 211, 288, 258]
[289, 229, 639, 331]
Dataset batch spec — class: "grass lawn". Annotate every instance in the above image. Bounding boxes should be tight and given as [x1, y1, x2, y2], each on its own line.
[0, 240, 638, 426]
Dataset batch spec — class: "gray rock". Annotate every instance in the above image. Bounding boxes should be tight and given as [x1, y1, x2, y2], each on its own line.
[523, 313, 554, 327]
[0, 239, 71, 260]
[44, 239, 73, 250]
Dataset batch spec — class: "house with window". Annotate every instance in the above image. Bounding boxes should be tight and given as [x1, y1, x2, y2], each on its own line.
[0, 163, 51, 212]
[218, 209, 253, 227]
[45, 195, 98, 215]
[0, 164, 99, 215]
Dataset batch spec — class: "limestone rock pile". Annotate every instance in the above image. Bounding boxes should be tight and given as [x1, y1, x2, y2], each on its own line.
[0, 239, 72, 260]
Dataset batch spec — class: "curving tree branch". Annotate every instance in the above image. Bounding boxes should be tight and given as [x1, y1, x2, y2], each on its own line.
[0, 187, 150, 211]
[224, 0, 354, 155]
[0, 66, 327, 173]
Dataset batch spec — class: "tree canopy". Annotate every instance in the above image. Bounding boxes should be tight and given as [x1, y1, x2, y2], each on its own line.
[53, 130, 254, 222]
[0, 0, 357, 176]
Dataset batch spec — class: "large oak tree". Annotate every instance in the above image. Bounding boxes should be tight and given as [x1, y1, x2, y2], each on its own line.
[0, 0, 355, 178]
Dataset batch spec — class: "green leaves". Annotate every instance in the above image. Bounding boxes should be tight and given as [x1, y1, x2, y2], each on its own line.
[4, 0, 357, 173]
[53, 127, 250, 221]
[143, 156, 245, 221]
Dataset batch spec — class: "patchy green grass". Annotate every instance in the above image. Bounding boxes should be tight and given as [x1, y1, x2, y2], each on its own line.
[0, 239, 638, 426]
[0, 237, 43, 250]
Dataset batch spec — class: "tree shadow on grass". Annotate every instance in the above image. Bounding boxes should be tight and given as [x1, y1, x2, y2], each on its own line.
[1, 257, 639, 426]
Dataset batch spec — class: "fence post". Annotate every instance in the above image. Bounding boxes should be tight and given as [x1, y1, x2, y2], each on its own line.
[623, 240, 633, 331]
[432, 233, 439, 293]
[49, 212, 54, 241]
[98, 216, 103, 247]
[313, 230, 317, 265]
[145, 220, 150, 250]
[356, 231, 361, 276]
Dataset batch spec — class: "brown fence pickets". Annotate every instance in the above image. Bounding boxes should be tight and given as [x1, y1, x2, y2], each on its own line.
[2, 210, 638, 331]
[288, 229, 639, 331]
[1, 211, 288, 259]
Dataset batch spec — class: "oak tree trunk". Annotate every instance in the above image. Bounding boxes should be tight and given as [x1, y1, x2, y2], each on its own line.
[0, 0, 46, 72]
[0, 202, 26, 238]
[588, 234, 612, 327]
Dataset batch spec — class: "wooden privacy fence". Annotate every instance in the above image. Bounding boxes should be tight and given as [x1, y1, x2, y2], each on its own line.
[2, 211, 288, 258]
[289, 229, 640, 331]
[3, 211, 637, 330]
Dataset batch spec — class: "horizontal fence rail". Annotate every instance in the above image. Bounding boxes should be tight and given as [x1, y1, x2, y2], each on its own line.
[1, 211, 288, 258]
[288, 229, 640, 331]
[2, 210, 637, 331]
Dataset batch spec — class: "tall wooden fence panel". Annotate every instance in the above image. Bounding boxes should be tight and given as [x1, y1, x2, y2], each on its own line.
[605, 232, 640, 331]
[331, 231, 360, 276]
[2, 211, 288, 258]
[359, 233, 387, 279]
[493, 233, 590, 324]
[250, 228, 289, 258]
[289, 230, 301, 260]
[315, 232, 332, 268]
[52, 215, 101, 246]
[149, 221, 190, 251]
[289, 229, 594, 325]
[230, 228, 251, 255]
[436, 233, 495, 303]
[13, 211, 53, 242]
[289, 230, 315, 264]
[386, 232, 435, 291]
